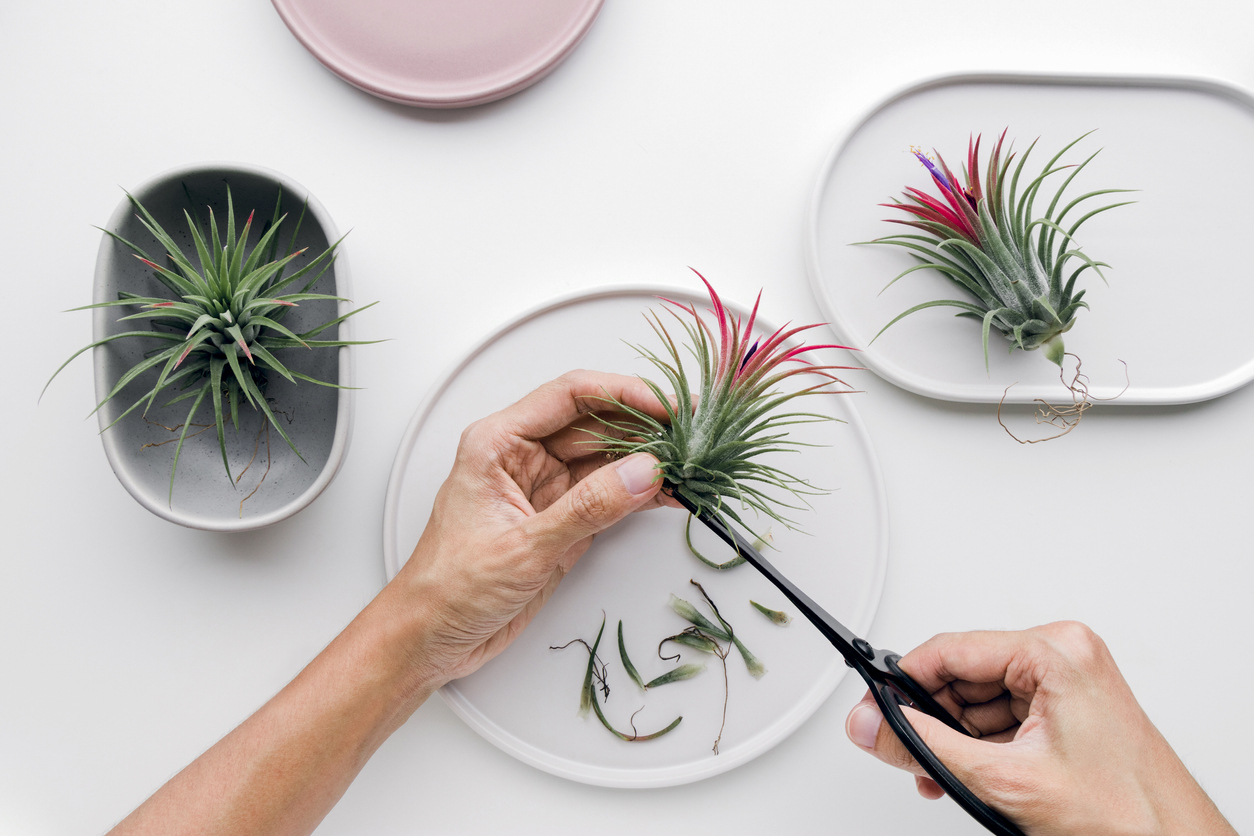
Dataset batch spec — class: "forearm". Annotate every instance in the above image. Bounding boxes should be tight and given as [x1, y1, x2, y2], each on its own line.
[108, 584, 438, 836]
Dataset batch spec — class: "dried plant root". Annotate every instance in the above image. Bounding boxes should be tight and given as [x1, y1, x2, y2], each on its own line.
[998, 354, 1129, 444]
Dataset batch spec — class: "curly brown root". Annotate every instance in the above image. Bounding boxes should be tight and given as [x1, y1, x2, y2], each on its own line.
[997, 354, 1129, 444]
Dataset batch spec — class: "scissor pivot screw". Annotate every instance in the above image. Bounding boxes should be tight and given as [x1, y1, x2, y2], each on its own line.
[852, 638, 876, 661]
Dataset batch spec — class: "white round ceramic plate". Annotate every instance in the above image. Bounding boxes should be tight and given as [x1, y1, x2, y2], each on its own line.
[382, 284, 888, 787]
[272, 0, 604, 108]
[807, 73, 1254, 404]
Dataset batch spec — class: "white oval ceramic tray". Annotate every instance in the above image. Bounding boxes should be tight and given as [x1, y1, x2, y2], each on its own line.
[382, 284, 888, 787]
[807, 73, 1254, 404]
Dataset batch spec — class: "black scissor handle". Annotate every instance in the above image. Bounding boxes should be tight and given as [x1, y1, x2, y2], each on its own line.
[672, 496, 1025, 835]
[870, 656, 1026, 836]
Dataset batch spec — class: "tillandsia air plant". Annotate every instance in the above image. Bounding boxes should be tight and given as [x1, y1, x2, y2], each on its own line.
[43, 187, 377, 506]
[865, 131, 1135, 441]
[591, 270, 858, 539]
[869, 130, 1132, 370]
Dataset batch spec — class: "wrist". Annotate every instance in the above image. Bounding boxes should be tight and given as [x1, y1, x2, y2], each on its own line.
[364, 576, 450, 706]
[1139, 732, 1236, 836]
[1149, 763, 1236, 835]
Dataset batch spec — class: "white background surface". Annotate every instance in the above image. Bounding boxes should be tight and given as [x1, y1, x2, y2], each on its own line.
[3, 2, 1253, 834]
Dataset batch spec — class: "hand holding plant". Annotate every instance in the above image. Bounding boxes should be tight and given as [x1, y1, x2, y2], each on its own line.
[397, 370, 674, 686]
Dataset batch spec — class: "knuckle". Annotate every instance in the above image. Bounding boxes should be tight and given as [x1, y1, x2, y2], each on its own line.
[976, 757, 1041, 807]
[555, 370, 606, 415]
[1047, 620, 1103, 654]
[1033, 620, 1108, 674]
[557, 369, 591, 385]
[569, 481, 612, 529]
[458, 418, 491, 452]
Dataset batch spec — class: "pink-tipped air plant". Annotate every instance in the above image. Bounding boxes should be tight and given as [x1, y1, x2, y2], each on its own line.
[868, 131, 1133, 369]
[592, 271, 858, 533]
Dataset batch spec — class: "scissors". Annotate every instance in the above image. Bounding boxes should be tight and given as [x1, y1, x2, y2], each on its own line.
[672, 493, 1025, 836]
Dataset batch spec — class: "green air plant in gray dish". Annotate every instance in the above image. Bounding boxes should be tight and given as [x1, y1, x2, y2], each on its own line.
[43, 187, 378, 506]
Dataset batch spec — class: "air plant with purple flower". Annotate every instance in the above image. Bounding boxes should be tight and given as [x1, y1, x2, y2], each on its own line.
[869, 131, 1133, 368]
[591, 271, 857, 533]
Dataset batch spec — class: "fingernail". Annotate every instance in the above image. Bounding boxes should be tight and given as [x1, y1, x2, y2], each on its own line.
[616, 454, 659, 496]
[847, 703, 883, 751]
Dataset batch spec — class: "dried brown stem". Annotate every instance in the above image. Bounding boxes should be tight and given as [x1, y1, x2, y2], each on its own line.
[711, 640, 729, 754]
[238, 421, 273, 518]
[550, 638, 610, 700]
[139, 416, 213, 449]
[660, 622, 730, 753]
[627, 706, 645, 740]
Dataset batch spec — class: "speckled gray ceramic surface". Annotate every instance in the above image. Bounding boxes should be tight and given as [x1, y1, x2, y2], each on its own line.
[92, 163, 355, 531]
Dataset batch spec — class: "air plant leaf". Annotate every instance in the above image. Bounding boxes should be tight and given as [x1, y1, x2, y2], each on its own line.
[663, 630, 722, 655]
[864, 131, 1133, 368]
[751, 600, 792, 626]
[579, 616, 607, 717]
[591, 271, 857, 536]
[684, 515, 745, 570]
[644, 664, 706, 689]
[590, 695, 682, 742]
[45, 187, 377, 507]
[668, 593, 729, 639]
[617, 620, 646, 691]
[729, 636, 765, 678]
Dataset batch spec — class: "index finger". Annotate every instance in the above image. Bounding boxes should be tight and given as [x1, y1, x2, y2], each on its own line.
[499, 369, 672, 441]
[897, 629, 1040, 703]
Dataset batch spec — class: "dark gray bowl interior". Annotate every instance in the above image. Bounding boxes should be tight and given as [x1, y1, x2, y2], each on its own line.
[93, 165, 351, 529]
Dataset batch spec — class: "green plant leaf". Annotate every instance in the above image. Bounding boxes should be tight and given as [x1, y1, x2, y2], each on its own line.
[167, 382, 211, 506]
[644, 664, 706, 689]
[617, 621, 646, 691]
[208, 358, 232, 482]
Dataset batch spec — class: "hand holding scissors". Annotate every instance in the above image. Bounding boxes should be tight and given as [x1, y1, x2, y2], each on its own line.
[680, 496, 1236, 835]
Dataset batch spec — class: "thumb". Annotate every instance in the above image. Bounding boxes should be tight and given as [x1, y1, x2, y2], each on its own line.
[524, 453, 662, 553]
[846, 697, 1000, 790]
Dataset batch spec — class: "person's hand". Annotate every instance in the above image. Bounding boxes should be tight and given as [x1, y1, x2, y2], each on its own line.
[105, 370, 673, 836]
[392, 369, 671, 688]
[845, 622, 1235, 835]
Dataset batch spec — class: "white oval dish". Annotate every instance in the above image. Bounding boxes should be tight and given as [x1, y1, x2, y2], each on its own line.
[382, 284, 888, 787]
[93, 162, 355, 531]
[807, 73, 1254, 405]
[271, 0, 605, 108]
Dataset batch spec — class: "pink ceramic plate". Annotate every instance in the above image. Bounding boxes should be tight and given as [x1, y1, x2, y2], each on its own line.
[272, 0, 605, 108]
